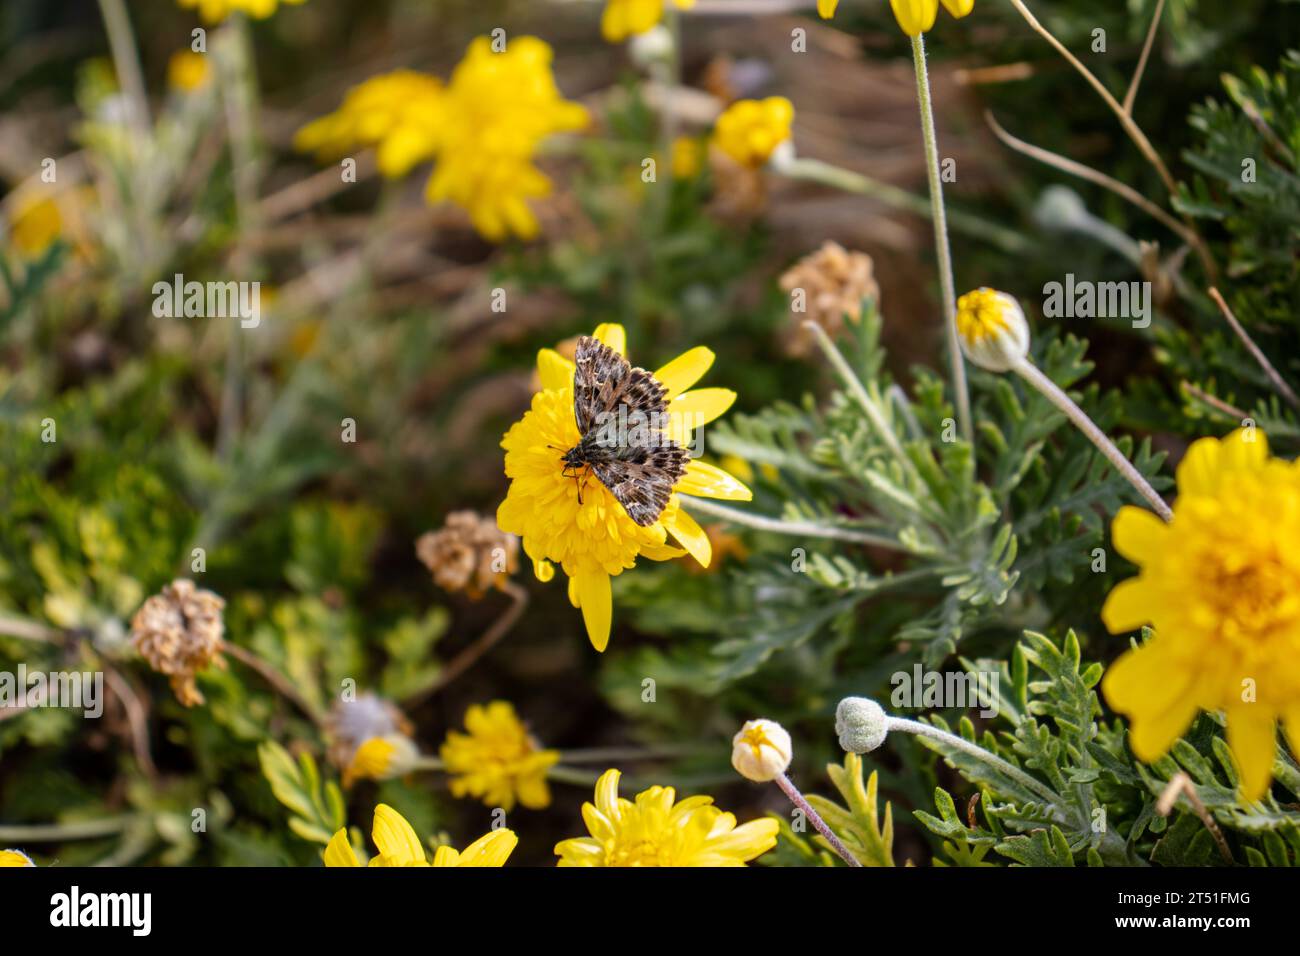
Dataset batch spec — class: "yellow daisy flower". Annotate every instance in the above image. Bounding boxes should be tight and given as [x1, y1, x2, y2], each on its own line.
[324, 804, 517, 867]
[555, 768, 779, 866]
[177, 0, 308, 24]
[601, 0, 696, 44]
[425, 36, 589, 241]
[712, 97, 794, 169]
[440, 701, 560, 811]
[0, 849, 35, 867]
[342, 734, 420, 787]
[818, 0, 974, 37]
[294, 71, 445, 178]
[167, 51, 211, 94]
[497, 323, 753, 650]
[1101, 428, 1300, 801]
[7, 193, 62, 259]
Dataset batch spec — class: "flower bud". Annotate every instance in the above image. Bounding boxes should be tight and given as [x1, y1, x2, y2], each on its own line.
[629, 25, 674, 67]
[712, 97, 794, 170]
[955, 287, 1031, 373]
[836, 697, 888, 753]
[731, 718, 793, 782]
[343, 734, 420, 786]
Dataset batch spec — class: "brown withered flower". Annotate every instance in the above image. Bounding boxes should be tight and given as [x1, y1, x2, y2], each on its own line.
[130, 579, 226, 707]
[416, 511, 519, 599]
[778, 241, 880, 356]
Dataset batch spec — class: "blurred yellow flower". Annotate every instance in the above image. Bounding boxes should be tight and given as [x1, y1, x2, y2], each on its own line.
[324, 804, 516, 867]
[818, 0, 974, 36]
[342, 734, 419, 787]
[295, 37, 585, 241]
[167, 51, 211, 94]
[178, 0, 308, 24]
[670, 136, 704, 179]
[426, 36, 588, 241]
[601, 0, 696, 43]
[440, 701, 559, 810]
[0, 849, 34, 867]
[555, 768, 779, 866]
[712, 97, 793, 169]
[7, 193, 62, 259]
[497, 324, 752, 650]
[294, 70, 444, 178]
[1102, 428, 1300, 801]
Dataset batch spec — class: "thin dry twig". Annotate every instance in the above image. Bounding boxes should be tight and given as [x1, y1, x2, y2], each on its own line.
[103, 663, 159, 780]
[1123, 0, 1167, 116]
[1156, 771, 1234, 865]
[1208, 287, 1300, 412]
[223, 642, 326, 729]
[1181, 381, 1248, 421]
[406, 580, 529, 707]
[985, 110, 1197, 248]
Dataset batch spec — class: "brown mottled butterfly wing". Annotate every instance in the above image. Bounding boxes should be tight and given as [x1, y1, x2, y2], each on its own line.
[570, 336, 687, 526]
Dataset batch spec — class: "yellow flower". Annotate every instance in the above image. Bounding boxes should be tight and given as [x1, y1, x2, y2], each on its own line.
[0, 849, 34, 867]
[167, 51, 211, 94]
[177, 0, 308, 24]
[712, 97, 794, 169]
[294, 71, 445, 178]
[555, 768, 779, 866]
[1101, 428, 1300, 801]
[425, 36, 589, 241]
[955, 287, 1030, 372]
[342, 734, 419, 787]
[324, 804, 517, 867]
[7, 193, 62, 259]
[497, 324, 753, 650]
[818, 0, 974, 36]
[440, 701, 560, 811]
[671, 136, 704, 179]
[601, 0, 696, 43]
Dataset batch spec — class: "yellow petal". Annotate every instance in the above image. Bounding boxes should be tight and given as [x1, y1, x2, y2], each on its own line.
[655, 346, 715, 400]
[1110, 506, 1167, 566]
[641, 541, 689, 561]
[371, 804, 426, 865]
[537, 349, 575, 391]
[1100, 577, 1151, 633]
[1226, 709, 1277, 802]
[678, 460, 753, 501]
[666, 507, 712, 568]
[592, 324, 626, 357]
[1176, 429, 1269, 498]
[817, 0, 839, 17]
[575, 568, 612, 651]
[669, 388, 736, 433]
[431, 846, 460, 867]
[594, 769, 623, 820]
[1284, 708, 1300, 763]
[1102, 645, 1198, 762]
[940, 0, 974, 17]
[890, 0, 938, 35]
[323, 829, 360, 867]
[455, 829, 518, 867]
[533, 558, 555, 583]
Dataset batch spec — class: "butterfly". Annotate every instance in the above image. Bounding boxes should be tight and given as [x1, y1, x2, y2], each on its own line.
[561, 336, 688, 526]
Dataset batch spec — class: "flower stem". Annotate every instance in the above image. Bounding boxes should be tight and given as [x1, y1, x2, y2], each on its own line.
[224, 642, 326, 729]
[774, 773, 862, 867]
[1012, 357, 1173, 522]
[96, 0, 151, 135]
[911, 34, 971, 446]
[883, 715, 1061, 806]
[780, 156, 1026, 253]
[679, 495, 914, 551]
[406, 580, 528, 707]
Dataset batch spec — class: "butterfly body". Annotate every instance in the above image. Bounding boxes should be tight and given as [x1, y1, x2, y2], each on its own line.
[564, 336, 688, 526]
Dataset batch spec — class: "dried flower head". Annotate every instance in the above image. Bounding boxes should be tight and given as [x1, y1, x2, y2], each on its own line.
[130, 579, 226, 707]
[416, 511, 519, 599]
[325, 692, 414, 778]
[779, 241, 879, 356]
